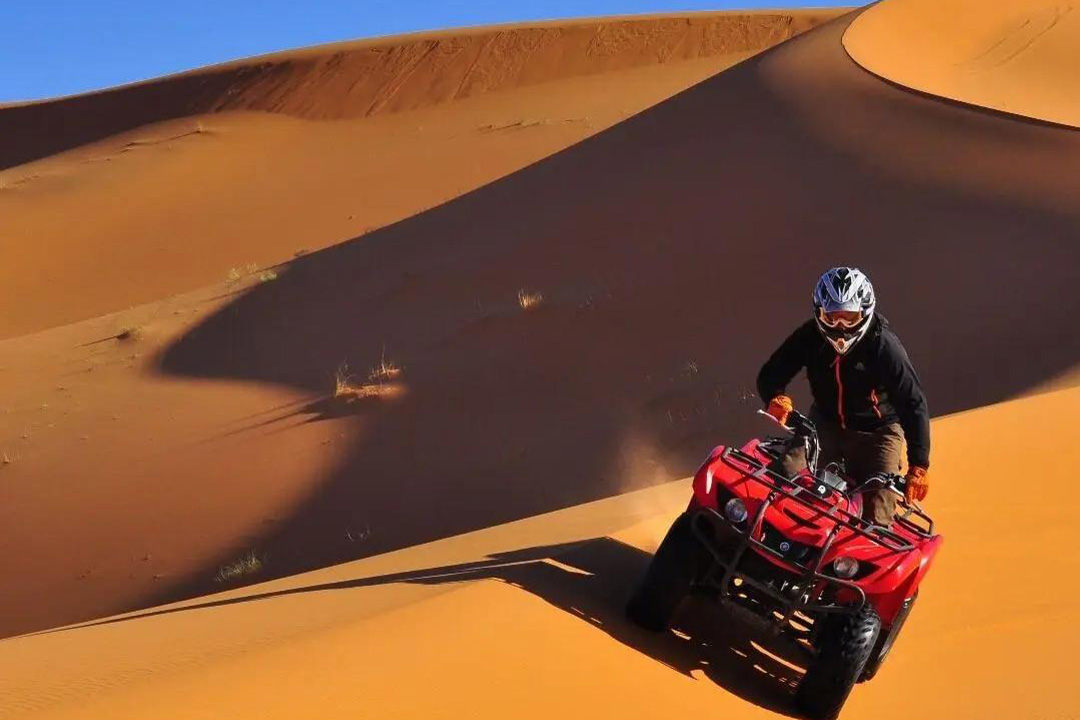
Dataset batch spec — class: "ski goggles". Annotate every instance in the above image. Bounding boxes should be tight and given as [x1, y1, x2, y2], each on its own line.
[818, 307, 865, 329]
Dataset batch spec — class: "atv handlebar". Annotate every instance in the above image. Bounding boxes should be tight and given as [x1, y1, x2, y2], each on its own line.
[756, 408, 816, 436]
[756, 409, 933, 531]
[785, 409, 817, 437]
[757, 408, 821, 473]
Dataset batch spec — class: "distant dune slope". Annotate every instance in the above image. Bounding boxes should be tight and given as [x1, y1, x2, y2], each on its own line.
[0, 10, 842, 340]
[0, 11, 838, 171]
[844, 0, 1080, 127]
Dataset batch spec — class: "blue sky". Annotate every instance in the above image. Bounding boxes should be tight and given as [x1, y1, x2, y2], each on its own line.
[1, 1, 839, 102]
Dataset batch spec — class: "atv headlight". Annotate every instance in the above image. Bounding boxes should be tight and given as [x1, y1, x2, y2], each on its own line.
[832, 556, 859, 579]
[724, 498, 748, 524]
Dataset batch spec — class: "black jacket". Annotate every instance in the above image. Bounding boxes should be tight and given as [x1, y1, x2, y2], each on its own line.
[756, 316, 931, 469]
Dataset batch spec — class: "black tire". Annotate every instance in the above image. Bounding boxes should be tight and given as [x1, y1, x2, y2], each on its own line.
[795, 604, 881, 720]
[625, 512, 704, 631]
[859, 593, 917, 683]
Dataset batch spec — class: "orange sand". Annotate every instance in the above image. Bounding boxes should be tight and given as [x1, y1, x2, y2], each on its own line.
[1, 5, 1080, 720]
[2, 389, 1078, 719]
[844, 0, 1080, 126]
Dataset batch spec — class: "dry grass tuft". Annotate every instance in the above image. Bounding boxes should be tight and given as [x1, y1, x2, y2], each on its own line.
[226, 262, 261, 284]
[517, 289, 544, 310]
[215, 551, 263, 583]
[368, 357, 402, 382]
[334, 363, 360, 398]
[334, 358, 405, 402]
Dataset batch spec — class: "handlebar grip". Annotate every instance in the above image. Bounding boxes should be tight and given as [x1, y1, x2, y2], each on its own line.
[786, 410, 816, 436]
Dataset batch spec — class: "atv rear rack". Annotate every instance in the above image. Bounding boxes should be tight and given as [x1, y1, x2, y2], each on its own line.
[686, 447, 929, 628]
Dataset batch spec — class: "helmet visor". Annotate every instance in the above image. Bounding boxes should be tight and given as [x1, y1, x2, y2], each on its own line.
[818, 307, 865, 329]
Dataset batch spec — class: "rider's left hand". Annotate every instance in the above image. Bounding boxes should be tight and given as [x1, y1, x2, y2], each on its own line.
[905, 466, 929, 504]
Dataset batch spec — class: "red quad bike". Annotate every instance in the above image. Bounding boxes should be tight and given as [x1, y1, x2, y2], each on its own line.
[626, 410, 943, 720]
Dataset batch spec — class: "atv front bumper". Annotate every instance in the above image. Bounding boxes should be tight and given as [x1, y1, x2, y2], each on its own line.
[688, 446, 930, 634]
[688, 500, 877, 635]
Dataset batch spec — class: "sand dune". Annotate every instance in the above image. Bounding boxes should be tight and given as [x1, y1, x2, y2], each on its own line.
[2, 386, 1078, 719]
[2, 4, 1080, 720]
[0, 10, 836, 166]
[0, 9, 845, 638]
[4, 5, 1080, 641]
[0, 10, 838, 340]
[844, 0, 1080, 126]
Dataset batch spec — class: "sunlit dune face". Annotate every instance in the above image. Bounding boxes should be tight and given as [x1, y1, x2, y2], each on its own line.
[844, 0, 1080, 127]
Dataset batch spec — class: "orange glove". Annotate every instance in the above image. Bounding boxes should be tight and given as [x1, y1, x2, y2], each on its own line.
[766, 395, 794, 426]
[905, 466, 929, 504]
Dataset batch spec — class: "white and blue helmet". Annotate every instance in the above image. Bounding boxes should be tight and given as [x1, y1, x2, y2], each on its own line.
[812, 267, 876, 355]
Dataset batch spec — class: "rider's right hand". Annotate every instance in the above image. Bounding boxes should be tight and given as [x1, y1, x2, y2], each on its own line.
[766, 395, 794, 426]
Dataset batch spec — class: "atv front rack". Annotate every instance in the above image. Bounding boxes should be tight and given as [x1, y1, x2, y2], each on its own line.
[724, 447, 933, 545]
[688, 447, 929, 628]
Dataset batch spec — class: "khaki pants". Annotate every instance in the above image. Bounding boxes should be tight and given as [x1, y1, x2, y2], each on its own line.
[773, 420, 904, 525]
[817, 420, 904, 525]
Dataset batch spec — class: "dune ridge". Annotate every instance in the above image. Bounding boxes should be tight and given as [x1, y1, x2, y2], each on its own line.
[843, 0, 1080, 127]
[0, 10, 844, 341]
[0, 10, 839, 171]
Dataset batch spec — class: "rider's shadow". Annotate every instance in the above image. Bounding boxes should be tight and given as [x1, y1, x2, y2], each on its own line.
[405, 536, 804, 717]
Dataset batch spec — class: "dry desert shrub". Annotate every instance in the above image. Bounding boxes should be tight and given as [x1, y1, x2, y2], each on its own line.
[368, 357, 402, 383]
[334, 358, 404, 402]
[517, 289, 544, 310]
[334, 363, 360, 398]
[215, 551, 263, 583]
[226, 262, 260, 284]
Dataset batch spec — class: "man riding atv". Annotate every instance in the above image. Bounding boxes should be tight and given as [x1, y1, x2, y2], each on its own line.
[624, 268, 940, 719]
[758, 267, 930, 525]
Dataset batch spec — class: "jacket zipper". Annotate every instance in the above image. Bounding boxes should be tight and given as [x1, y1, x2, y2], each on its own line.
[833, 355, 847, 429]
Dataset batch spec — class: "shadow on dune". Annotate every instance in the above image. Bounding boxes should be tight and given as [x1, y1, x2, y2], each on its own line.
[61, 537, 804, 716]
[150, 13, 1080, 608]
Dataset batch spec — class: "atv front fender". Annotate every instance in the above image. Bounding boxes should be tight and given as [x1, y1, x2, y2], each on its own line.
[870, 535, 943, 624]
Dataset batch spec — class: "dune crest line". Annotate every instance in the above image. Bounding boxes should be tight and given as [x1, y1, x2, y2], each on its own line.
[843, 0, 1080, 128]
